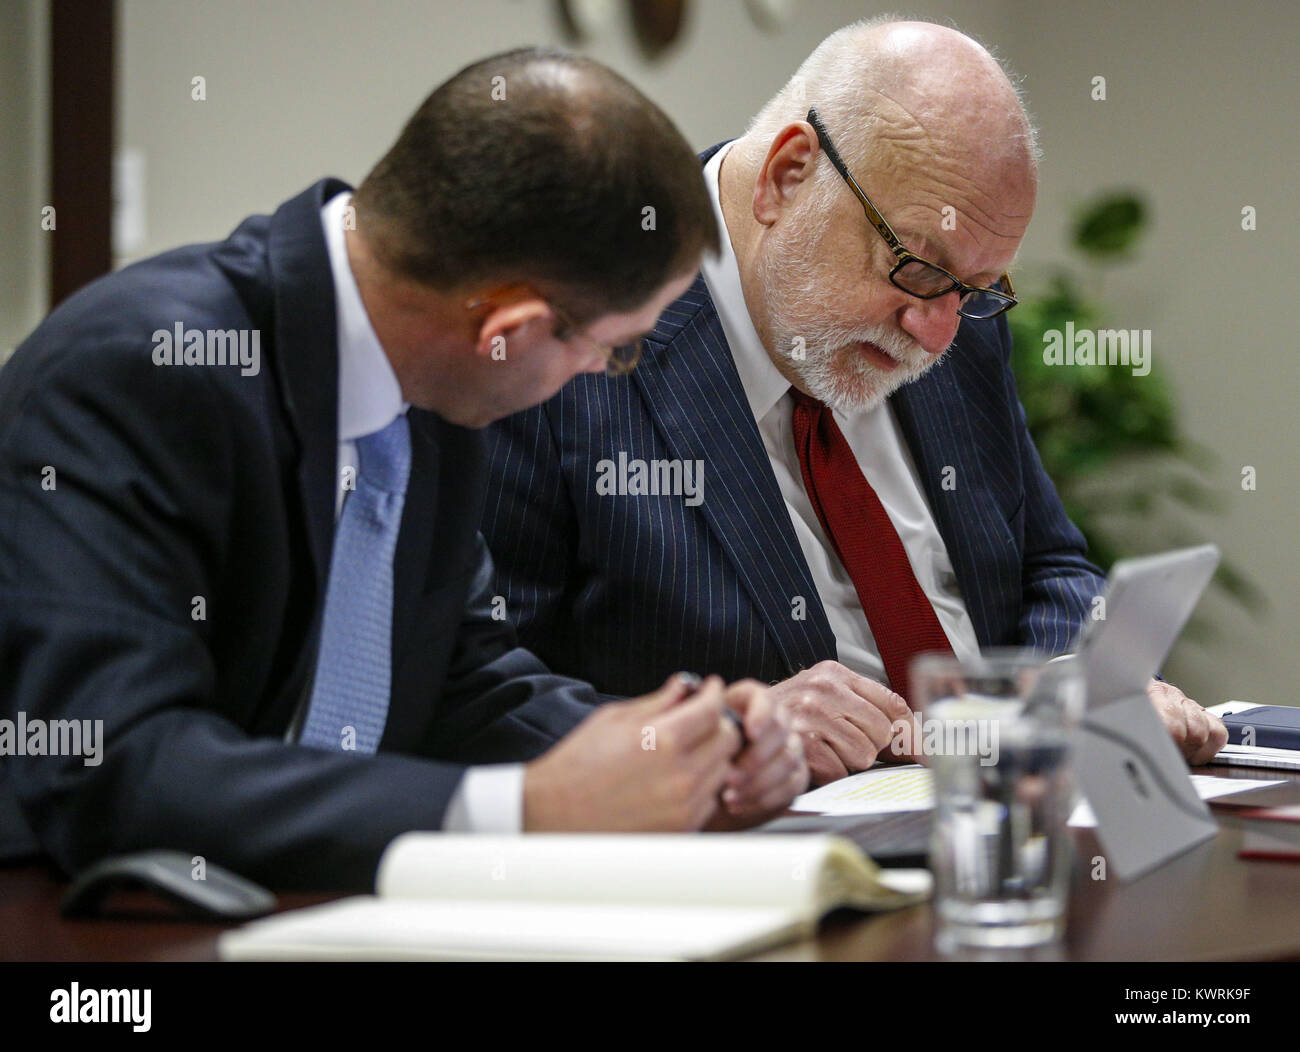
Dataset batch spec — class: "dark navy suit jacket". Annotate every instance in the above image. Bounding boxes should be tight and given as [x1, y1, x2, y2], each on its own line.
[482, 149, 1105, 697]
[0, 180, 596, 889]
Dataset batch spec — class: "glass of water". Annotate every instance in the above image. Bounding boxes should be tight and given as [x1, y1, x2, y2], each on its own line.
[911, 650, 1084, 950]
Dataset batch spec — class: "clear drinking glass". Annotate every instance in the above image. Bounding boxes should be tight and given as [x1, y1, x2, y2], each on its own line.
[911, 650, 1084, 950]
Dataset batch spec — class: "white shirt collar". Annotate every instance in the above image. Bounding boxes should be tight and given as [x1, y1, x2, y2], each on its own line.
[699, 142, 793, 424]
[320, 191, 408, 442]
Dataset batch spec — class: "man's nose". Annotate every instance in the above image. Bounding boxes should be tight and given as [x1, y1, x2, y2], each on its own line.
[897, 291, 962, 356]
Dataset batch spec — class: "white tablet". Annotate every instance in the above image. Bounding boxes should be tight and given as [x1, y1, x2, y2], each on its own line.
[1072, 544, 1221, 881]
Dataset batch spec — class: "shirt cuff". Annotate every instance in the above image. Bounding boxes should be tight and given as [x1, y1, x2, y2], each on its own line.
[441, 764, 525, 833]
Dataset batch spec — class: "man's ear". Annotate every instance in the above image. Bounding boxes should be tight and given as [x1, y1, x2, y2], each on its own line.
[753, 121, 818, 227]
[473, 298, 553, 360]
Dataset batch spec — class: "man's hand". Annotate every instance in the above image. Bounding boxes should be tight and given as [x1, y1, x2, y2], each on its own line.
[523, 674, 741, 831]
[1146, 679, 1228, 765]
[702, 679, 809, 830]
[768, 660, 912, 785]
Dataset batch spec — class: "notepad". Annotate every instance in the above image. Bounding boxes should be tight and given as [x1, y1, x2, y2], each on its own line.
[790, 764, 934, 815]
[217, 833, 930, 962]
[1240, 830, 1300, 862]
[1211, 744, 1300, 772]
[789, 764, 1278, 827]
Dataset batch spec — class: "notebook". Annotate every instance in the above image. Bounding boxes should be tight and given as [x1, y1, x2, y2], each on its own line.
[1207, 702, 1300, 770]
[755, 809, 932, 866]
[1220, 705, 1300, 750]
[217, 833, 930, 961]
[1239, 830, 1300, 862]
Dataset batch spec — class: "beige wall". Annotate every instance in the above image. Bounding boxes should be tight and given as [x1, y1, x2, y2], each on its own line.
[114, 0, 1011, 259]
[0, 0, 48, 363]
[1003, 0, 1298, 702]
[18, 1, 1300, 704]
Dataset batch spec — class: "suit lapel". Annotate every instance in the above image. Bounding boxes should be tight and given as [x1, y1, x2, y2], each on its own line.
[265, 180, 446, 676]
[632, 277, 837, 673]
[265, 179, 352, 601]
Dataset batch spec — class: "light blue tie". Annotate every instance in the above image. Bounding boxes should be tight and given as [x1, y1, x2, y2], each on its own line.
[299, 414, 412, 754]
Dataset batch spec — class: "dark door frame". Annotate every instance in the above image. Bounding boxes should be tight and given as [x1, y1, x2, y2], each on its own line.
[49, 0, 114, 309]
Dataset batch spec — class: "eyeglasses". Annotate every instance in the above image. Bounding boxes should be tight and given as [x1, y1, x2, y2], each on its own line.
[465, 288, 642, 376]
[805, 107, 1017, 321]
[548, 299, 643, 375]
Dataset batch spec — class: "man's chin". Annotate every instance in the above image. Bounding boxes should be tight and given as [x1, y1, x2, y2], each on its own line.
[807, 349, 932, 414]
[825, 384, 894, 416]
[801, 370, 889, 415]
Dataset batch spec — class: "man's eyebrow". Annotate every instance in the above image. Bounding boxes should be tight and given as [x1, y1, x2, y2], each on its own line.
[913, 234, 948, 264]
[900, 229, 1012, 284]
[901, 229, 953, 268]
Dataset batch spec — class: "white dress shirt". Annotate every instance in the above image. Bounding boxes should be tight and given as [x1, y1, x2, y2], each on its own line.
[318, 191, 522, 832]
[699, 145, 982, 688]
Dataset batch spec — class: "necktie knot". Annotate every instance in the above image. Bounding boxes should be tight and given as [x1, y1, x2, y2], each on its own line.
[788, 386, 824, 414]
[356, 414, 411, 494]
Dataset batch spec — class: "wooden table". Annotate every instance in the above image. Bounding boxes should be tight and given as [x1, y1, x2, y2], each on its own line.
[3, 764, 1298, 962]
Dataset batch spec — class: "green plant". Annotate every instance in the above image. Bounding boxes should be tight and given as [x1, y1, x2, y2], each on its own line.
[1007, 191, 1262, 621]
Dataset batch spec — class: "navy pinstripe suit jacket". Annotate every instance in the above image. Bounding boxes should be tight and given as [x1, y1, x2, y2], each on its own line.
[483, 250, 1105, 699]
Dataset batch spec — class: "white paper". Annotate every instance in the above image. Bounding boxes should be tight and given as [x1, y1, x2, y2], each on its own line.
[219, 898, 805, 962]
[789, 764, 934, 815]
[1068, 774, 1284, 828]
[792, 765, 1282, 827]
[1213, 743, 1300, 771]
[1206, 700, 1268, 717]
[377, 833, 836, 911]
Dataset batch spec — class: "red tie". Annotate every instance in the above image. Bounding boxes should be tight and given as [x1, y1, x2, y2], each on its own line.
[789, 388, 955, 705]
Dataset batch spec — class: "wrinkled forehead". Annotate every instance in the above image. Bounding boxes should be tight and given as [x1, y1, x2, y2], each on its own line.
[842, 101, 1036, 272]
[860, 83, 1035, 199]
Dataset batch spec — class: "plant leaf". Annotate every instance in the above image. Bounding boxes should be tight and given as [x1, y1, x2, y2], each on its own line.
[1073, 193, 1146, 258]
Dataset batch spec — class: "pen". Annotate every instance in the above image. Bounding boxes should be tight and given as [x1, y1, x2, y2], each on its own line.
[676, 672, 748, 749]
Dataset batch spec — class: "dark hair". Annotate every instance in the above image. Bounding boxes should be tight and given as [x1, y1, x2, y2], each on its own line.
[353, 47, 718, 323]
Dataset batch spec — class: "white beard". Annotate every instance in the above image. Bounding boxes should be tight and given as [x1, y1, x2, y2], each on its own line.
[754, 203, 946, 415]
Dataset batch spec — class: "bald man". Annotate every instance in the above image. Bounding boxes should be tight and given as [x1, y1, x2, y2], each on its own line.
[482, 19, 1227, 785]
